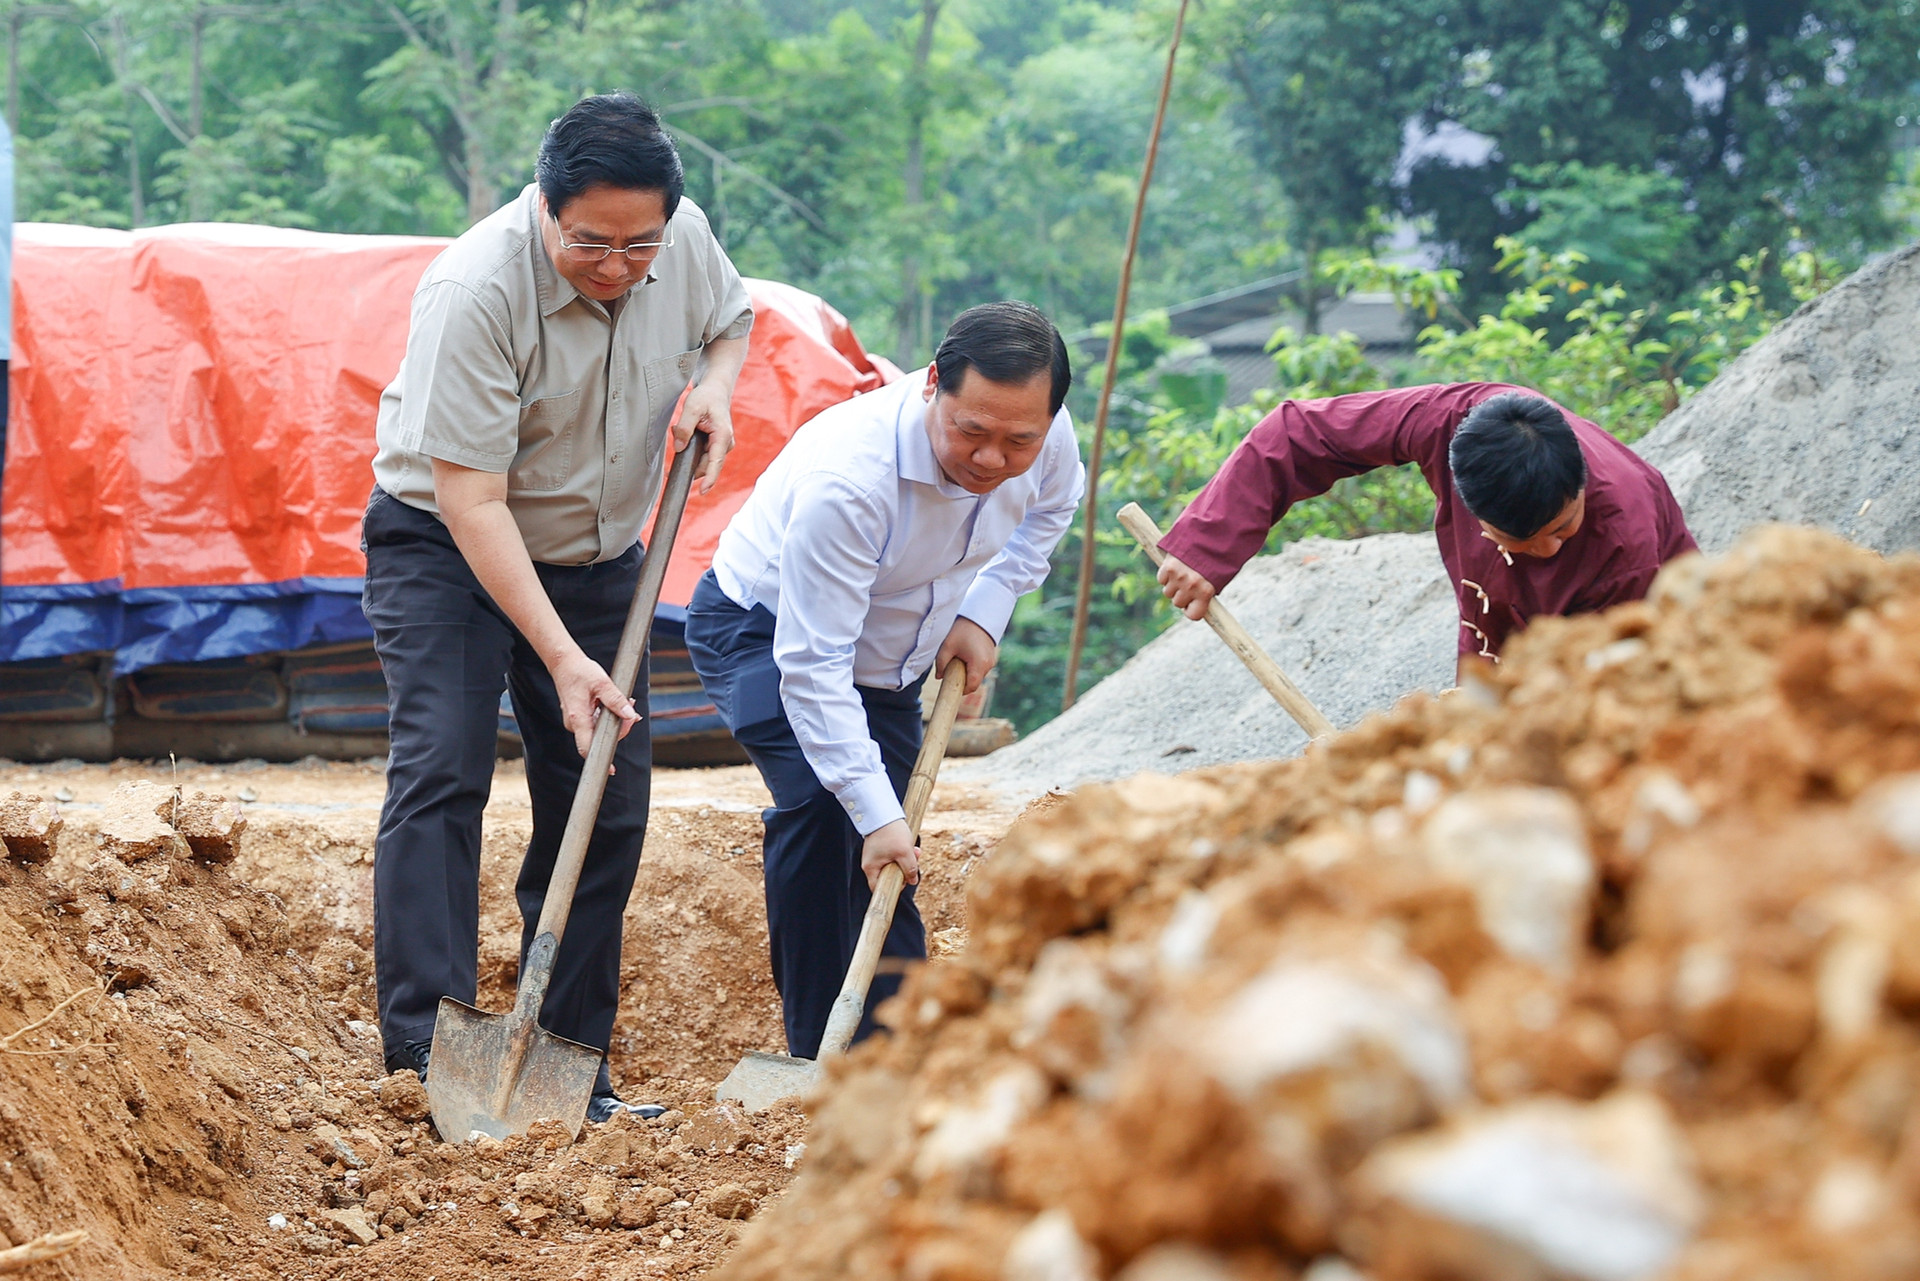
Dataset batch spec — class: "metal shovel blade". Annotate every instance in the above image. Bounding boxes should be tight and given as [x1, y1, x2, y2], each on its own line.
[427, 994, 602, 1142]
[426, 934, 603, 1143]
[715, 1050, 822, 1113]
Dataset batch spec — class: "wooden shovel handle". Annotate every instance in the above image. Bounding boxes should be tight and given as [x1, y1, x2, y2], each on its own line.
[531, 433, 710, 945]
[817, 657, 968, 1058]
[1117, 502, 1336, 740]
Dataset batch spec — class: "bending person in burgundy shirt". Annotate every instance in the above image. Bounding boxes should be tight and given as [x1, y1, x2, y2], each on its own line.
[1155, 383, 1697, 685]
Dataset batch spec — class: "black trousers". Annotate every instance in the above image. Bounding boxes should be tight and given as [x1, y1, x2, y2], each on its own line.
[362, 488, 651, 1073]
[683, 570, 926, 1059]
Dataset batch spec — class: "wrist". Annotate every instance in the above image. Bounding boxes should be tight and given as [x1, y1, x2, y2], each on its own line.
[539, 637, 584, 672]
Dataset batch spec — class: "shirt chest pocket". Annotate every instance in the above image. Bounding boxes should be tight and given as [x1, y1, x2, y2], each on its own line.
[510, 389, 580, 492]
[640, 349, 701, 458]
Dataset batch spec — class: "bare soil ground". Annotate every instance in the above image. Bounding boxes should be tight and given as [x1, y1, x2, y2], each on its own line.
[0, 755, 1019, 1280]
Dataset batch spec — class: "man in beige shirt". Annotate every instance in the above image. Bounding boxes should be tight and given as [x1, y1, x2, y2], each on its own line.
[363, 92, 752, 1124]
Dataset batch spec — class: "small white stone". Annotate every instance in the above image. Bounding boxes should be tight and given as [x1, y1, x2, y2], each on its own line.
[1810, 886, 1895, 1042]
[1198, 952, 1469, 1109]
[1114, 1242, 1238, 1281]
[1003, 1209, 1097, 1281]
[1672, 944, 1734, 1012]
[1368, 806, 1409, 842]
[914, 1065, 1048, 1183]
[1621, 772, 1702, 855]
[1156, 890, 1219, 976]
[1857, 773, 1920, 856]
[1016, 939, 1128, 1060]
[1302, 1260, 1373, 1281]
[1422, 788, 1594, 975]
[1806, 1159, 1891, 1234]
[267, 1213, 289, 1231]
[1584, 638, 1648, 671]
[1361, 1091, 1700, 1281]
[1403, 770, 1443, 816]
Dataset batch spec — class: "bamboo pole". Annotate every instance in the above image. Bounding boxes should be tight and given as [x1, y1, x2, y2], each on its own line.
[1059, 0, 1191, 712]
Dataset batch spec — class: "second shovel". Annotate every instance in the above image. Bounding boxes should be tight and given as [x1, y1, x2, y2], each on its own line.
[715, 657, 969, 1112]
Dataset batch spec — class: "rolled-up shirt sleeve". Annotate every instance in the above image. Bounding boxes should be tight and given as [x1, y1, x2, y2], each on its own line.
[387, 280, 520, 472]
[959, 411, 1086, 640]
[699, 224, 754, 345]
[771, 472, 906, 835]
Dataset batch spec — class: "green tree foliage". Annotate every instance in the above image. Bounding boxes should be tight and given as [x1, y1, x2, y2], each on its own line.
[1197, 0, 1920, 315]
[1195, 0, 1448, 329]
[2, 0, 1285, 353]
[1401, 0, 1920, 309]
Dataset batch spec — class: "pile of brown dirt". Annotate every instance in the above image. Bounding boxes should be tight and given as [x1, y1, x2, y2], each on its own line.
[0, 759, 1010, 1279]
[716, 525, 1920, 1281]
[0, 781, 799, 1279]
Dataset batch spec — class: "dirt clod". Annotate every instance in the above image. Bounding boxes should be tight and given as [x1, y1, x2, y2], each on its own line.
[94, 780, 184, 862]
[376, 1070, 430, 1123]
[0, 791, 61, 862]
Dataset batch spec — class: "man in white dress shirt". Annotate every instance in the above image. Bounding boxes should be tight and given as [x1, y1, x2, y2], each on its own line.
[685, 302, 1084, 1056]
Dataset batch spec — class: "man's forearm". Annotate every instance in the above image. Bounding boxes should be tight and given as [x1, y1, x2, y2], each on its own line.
[442, 500, 578, 666]
[432, 458, 579, 669]
[699, 334, 749, 394]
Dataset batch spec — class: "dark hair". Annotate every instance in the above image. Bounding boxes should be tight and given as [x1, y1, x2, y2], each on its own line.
[537, 92, 684, 219]
[1448, 392, 1588, 538]
[933, 302, 1072, 416]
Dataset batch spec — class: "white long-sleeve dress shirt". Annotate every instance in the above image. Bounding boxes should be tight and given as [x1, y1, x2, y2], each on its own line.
[710, 370, 1085, 835]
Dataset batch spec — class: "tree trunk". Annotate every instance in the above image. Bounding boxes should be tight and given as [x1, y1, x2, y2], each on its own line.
[464, 120, 493, 224]
[110, 13, 145, 226]
[892, 0, 940, 367]
[8, 12, 20, 135]
[188, 6, 205, 220]
[1301, 236, 1321, 334]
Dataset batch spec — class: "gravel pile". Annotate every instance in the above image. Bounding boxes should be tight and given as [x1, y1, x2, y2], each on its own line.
[1636, 241, 1920, 556]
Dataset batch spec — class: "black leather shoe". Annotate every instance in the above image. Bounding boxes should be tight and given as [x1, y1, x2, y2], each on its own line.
[587, 1088, 666, 1124]
[385, 1037, 432, 1085]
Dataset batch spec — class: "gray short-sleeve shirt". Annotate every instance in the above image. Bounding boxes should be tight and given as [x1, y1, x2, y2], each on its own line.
[372, 184, 753, 565]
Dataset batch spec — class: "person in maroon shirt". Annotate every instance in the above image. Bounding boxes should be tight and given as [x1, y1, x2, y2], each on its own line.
[1155, 383, 1697, 685]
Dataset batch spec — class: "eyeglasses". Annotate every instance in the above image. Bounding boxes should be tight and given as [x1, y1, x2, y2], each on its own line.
[552, 219, 674, 264]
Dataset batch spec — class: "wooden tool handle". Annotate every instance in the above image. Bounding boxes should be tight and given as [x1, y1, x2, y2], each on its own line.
[531, 433, 710, 944]
[1117, 502, 1336, 740]
[817, 658, 967, 1059]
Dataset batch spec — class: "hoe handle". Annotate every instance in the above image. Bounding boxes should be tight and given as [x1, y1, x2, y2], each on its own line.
[818, 657, 968, 1059]
[1117, 502, 1336, 740]
[530, 433, 710, 946]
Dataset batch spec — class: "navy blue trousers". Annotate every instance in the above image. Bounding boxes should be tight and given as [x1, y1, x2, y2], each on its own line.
[683, 570, 926, 1059]
[362, 488, 651, 1074]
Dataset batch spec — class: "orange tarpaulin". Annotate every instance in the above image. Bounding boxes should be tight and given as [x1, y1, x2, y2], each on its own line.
[1, 221, 898, 666]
